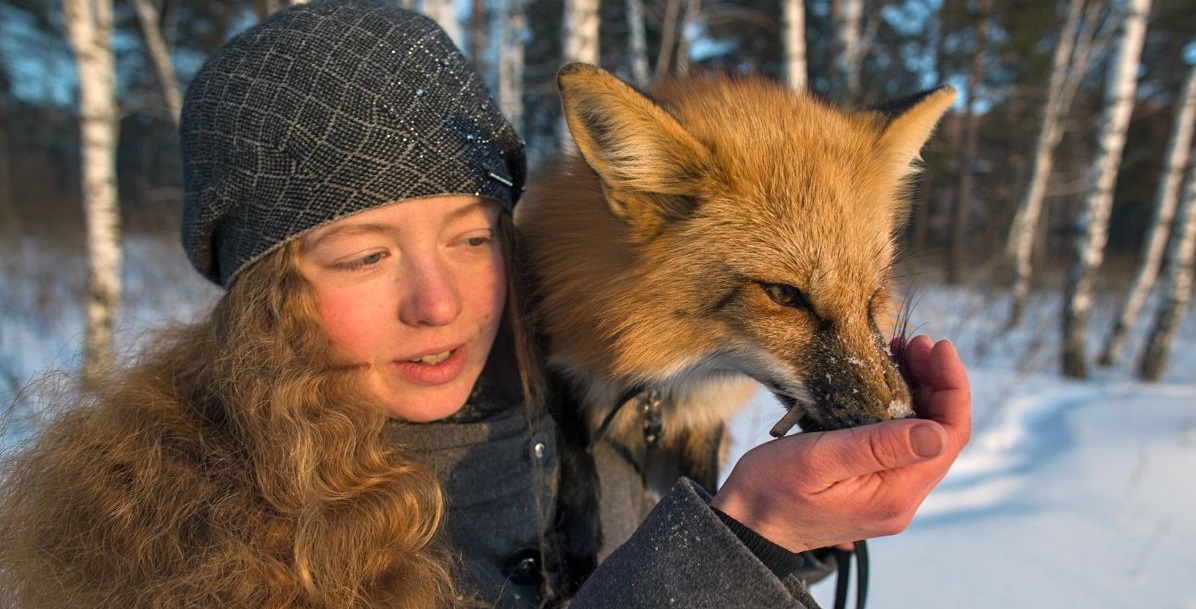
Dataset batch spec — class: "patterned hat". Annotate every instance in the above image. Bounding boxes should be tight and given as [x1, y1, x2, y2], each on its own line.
[180, 0, 526, 287]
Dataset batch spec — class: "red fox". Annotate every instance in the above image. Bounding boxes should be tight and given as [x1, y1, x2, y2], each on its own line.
[516, 63, 955, 582]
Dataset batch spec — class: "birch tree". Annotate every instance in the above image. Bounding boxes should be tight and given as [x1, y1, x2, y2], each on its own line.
[1137, 149, 1196, 381]
[1099, 59, 1196, 365]
[563, 0, 600, 66]
[131, 0, 182, 124]
[561, 0, 599, 147]
[831, 0, 864, 101]
[498, 0, 527, 132]
[626, 0, 650, 86]
[1007, 0, 1112, 326]
[423, 0, 462, 49]
[946, 0, 991, 285]
[63, 0, 120, 384]
[783, 0, 808, 91]
[1061, 0, 1151, 379]
[674, 0, 701, 75]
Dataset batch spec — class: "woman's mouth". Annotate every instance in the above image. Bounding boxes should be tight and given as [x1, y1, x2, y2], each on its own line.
[409, 351, 452, 365]
[392, 345, 469, 385]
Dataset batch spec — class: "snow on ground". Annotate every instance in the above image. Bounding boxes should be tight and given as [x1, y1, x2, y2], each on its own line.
[3, 235, 1195, 608]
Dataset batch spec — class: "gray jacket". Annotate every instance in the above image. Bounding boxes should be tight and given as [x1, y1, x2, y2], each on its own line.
[391, 390, 817, 609]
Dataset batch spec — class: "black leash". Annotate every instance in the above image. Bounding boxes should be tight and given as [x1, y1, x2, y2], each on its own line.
[832, 540, 869, 609]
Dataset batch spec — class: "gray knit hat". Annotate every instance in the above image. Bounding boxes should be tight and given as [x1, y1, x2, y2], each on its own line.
[180, 0, 526, 287]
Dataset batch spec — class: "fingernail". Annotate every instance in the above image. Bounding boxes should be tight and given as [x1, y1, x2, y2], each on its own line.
[910, 424, 944, 458]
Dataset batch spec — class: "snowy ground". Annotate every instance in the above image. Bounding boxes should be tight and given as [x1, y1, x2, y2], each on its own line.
[3, 234, 1195, 608]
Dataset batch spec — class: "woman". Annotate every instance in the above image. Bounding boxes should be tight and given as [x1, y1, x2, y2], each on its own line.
[0, 2, 971, 608]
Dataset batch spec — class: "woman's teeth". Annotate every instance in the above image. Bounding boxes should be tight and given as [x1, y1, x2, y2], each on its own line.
[410, 351, 451, 365]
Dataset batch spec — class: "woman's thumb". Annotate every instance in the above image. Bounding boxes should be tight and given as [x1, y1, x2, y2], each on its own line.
[815, 421, 946, 482]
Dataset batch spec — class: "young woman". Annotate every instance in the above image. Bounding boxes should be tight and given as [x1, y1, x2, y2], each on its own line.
[0, 2, 971, 608]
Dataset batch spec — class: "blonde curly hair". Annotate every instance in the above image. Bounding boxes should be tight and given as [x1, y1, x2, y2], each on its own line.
[0, 239, 481, 609]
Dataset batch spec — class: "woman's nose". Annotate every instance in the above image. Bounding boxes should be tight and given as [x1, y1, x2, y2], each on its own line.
[399, 259, 462, 327]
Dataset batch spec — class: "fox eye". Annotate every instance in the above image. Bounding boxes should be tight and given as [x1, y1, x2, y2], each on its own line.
[760, 282, 812, 312]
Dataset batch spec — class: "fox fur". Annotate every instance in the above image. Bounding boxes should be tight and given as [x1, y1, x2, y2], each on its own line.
[516, 63, 955, 582]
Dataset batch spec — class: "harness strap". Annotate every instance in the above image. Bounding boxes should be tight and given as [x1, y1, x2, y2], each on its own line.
[832, 541, 869, 609]
[588, 383, 648, 452]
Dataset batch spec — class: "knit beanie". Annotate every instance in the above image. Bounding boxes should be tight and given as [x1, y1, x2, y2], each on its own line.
[180, 0, 526, 287]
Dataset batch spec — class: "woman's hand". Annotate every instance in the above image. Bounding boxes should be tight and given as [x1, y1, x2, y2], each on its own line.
[710, 335, 972, 553]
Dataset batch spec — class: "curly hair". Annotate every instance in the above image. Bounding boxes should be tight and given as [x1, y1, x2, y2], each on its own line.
[0, 239, 473, 609]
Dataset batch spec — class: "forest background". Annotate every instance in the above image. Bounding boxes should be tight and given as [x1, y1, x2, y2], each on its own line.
[1, 0, 1195, 401]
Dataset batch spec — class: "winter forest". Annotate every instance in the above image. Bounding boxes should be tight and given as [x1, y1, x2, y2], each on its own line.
[1, 0, 1195, 606]
[2, 0, 1195, 396]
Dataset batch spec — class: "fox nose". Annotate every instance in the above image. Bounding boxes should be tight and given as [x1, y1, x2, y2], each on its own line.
[400, 259, 462, 327]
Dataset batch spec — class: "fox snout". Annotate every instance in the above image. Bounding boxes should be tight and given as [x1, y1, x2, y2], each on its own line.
[771, 329, 914, 437]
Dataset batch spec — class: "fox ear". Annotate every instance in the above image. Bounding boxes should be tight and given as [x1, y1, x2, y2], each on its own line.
[557, 63, 713, 240]
[870, 85, 956, 177]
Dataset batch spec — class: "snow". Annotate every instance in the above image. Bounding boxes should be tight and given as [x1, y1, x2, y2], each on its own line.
[2, 235, 1195, 608]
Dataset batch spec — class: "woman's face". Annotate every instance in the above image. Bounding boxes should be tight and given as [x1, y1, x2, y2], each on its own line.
[298, 195, 507, 421]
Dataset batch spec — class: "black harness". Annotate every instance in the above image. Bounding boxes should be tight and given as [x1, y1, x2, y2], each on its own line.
[590, 386, 870, 609]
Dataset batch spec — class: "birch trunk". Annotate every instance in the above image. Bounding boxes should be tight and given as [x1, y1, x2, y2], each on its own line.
[1099, 60, 1196, 365]
[64, 0, 121, 384]
[626, 0, 650, 86]
[423, 0, 462, 49]
[832, 0, 863, 101]
[1061, 0, 1151, 379]
[783, 0, 808, 91]
[561, 0, 600, 148]
[563, 0, 600, 65]
[1007, 0, 1088, 327]
[499, 0, 526, 132]
[131, 0, 181, 124]
[1137, 149, 1196, 381]
[675, 0, 700, 75]
[946, 0, 990, 285]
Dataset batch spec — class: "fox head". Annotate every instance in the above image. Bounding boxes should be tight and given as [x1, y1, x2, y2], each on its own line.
[517, 63, 956, 435]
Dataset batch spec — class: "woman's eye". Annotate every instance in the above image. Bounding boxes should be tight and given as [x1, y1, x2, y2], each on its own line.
[760, 282, 812, 312]
[335, 251, 386, 270]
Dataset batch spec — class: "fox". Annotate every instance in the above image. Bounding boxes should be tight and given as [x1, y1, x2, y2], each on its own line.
[515, 63, 956, 588]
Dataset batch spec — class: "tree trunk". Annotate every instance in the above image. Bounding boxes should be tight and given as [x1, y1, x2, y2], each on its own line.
[832, 0, 863, 101]
[626, 0, 650, 86]
[656, 0, 682, 78]
[1137, 150, 1196, 381]
[561, 0, 600, 147]
[131, 0, 182, 124]
[424, 0, 462, 49]
[1061, 0, 1151, 379]
[1099, 60, 1196, 365]
[470, 0, 487, 68]
[675, 0, 700, 74]
[499, 0, 526, 133]
[783, 0, 807, 90]
[946, 0, 991, 285]
[1007, 0, 1088, 327]
[64, 0, 121, 384]
[563, 0, 600, 65]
